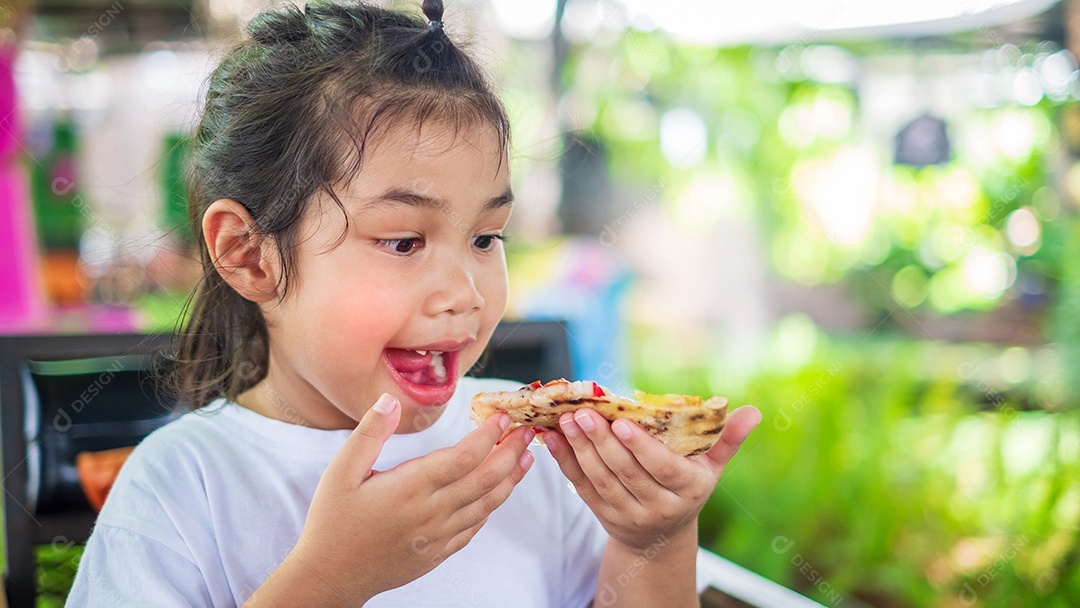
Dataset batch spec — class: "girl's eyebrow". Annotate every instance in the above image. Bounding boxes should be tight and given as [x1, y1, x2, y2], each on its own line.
[358, 187, 514, 212]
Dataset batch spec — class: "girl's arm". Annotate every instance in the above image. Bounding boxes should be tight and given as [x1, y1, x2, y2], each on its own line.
[594, 523, 701, 608]
[543, 406, 762, 608]
[241, 549, 373, 608]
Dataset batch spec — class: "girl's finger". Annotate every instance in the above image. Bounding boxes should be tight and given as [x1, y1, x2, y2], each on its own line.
[446, 448, 534, 533]
[702, 406, 762, 476]
[541, 431, 603, 507]
[572, 409, 667, 503]
[427, 413, 510, 486]
[558, 411, 639, 510]
[608, 417, 698, 493]
[440, 426, 534, 509]
[333, 393, 401, 485]
[443, 516, 489, 557]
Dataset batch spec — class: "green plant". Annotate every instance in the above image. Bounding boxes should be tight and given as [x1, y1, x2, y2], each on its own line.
[631, 325, 1079, 607]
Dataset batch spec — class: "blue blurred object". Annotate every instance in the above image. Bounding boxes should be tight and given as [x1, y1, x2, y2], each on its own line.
[512, 237, 634, 393]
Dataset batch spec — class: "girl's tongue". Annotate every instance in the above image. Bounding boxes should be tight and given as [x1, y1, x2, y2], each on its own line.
[384, 348, 448, 386]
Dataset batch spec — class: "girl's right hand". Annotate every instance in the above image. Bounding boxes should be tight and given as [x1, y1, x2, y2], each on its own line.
[244, 393, 535, 607]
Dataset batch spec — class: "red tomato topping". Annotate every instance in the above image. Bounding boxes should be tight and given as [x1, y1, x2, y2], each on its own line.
[522, 380, 543, 391]
[592, 382, 605, 397]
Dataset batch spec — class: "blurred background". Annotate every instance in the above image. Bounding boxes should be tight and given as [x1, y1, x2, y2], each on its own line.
[2, 0, 1079, 605]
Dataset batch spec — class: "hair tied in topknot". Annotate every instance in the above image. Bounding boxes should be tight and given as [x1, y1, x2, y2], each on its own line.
[422, 0, 445, 26]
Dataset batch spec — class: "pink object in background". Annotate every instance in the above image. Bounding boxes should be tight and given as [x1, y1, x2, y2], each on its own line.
[0, 41, 47, 329]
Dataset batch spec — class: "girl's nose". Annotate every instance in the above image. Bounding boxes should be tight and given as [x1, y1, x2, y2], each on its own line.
[424, 262, 485, 316]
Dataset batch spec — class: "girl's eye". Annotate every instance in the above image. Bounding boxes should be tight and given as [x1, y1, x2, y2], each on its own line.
[473, 234, 507, 251]
[379, 238, 424, 255]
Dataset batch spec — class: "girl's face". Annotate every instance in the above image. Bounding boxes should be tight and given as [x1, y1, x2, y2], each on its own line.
[256, 119, 512, 432]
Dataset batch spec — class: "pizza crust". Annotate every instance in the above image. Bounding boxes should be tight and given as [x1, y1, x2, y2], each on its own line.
[470, 380, 728, 457]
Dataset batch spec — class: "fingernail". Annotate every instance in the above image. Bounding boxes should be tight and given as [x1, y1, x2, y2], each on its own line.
[560, 417, 581, 437]
[543, 433, 558, 451]
[523, 428, 536, 444]
[612, 420, 632, 440]
[499, 414, 511, 432]
[519, 451, 534, 470]
[373, 393, 397, 415]
[573, 410, 594, 431]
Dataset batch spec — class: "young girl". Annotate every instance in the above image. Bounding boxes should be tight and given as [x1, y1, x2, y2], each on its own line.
[68, 1, 760, 606]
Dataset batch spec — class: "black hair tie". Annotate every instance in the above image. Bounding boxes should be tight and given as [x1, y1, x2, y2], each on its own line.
[428, 20, 443, 31]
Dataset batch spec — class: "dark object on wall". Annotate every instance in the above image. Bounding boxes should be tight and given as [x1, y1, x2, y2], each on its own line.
[559, 132, 614, 235]
[894, 113, 951, 168]
[33, 0, 205, 54]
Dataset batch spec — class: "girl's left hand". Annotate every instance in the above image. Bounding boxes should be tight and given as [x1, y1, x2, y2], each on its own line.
[543, 405, 761, 553]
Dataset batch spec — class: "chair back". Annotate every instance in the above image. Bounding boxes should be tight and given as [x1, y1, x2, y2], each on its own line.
[23, 353, 179, 513]
[1, 333, 175, 605]
[475, 320, 574, 383]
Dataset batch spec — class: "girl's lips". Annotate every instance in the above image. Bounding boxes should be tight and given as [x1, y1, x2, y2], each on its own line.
[383, 348, 460, 407]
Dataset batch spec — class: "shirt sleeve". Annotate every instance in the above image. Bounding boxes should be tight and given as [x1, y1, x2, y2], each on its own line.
[66, 524, 214, 608]
[66, 422, 222, 608]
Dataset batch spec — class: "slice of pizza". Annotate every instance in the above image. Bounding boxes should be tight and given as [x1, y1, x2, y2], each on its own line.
[470, 379, 728, 457]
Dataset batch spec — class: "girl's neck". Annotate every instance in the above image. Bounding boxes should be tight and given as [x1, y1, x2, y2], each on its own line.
[235, 378, 357, 430]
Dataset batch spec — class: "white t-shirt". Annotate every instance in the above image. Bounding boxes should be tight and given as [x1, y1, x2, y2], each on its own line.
[66, 377, 610, 607]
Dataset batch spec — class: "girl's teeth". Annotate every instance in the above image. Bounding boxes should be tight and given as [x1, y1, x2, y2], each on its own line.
[416, 350, 427, 355]
[432, 352, 446, 380]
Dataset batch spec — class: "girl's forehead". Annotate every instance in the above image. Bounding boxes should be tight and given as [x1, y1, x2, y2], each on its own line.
[368, 117, 505, 159]
[346, 118, 509, 183]
[328, 116, 510, 208]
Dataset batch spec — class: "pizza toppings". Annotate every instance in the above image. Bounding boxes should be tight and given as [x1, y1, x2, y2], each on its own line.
[471, 379, 729, 457]
[520, 378, 608, 397]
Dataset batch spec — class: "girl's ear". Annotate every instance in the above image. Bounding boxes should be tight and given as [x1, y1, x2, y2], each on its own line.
[202, 199, 281, 303]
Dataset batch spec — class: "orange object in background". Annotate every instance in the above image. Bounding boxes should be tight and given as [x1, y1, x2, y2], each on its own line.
[40, 248, 87, 304]
[75, 446, 134, 512]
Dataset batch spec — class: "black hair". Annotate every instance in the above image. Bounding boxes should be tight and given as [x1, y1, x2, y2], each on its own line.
[174, 0, 510, 409]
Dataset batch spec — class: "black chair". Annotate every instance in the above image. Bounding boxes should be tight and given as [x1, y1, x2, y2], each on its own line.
[0, 332, 177, 606]
[474, 319, 575, 384]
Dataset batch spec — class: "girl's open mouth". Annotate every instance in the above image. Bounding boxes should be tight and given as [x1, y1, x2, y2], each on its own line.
[383, 347, 461, 407]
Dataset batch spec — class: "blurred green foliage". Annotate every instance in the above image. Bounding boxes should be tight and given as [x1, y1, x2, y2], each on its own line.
[561, 33, 1077, 339]
[564, 28, 1080, 605]
[35, 543, 82, 608]
[631, 323, 1080, 607]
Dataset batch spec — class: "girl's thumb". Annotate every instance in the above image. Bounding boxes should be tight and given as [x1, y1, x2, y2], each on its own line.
[342, 393, 401, 481]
